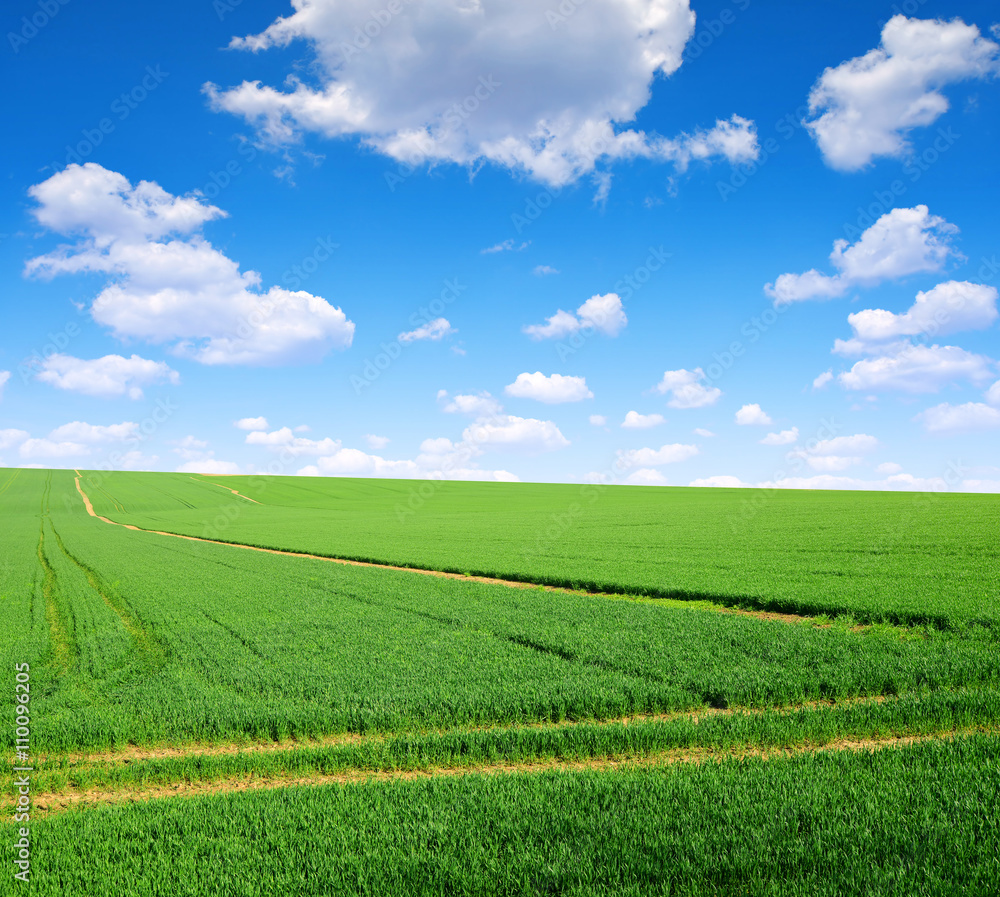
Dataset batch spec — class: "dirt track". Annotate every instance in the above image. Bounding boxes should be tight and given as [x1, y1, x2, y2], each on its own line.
[22, 727, 986, 816]
[72, 473, 840, 628]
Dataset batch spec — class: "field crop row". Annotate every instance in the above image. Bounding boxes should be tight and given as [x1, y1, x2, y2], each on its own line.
[11, 687, 1000, 802]
[5, 735, 998, 896]
[3, 470, 998, 753]
[80, 470, 1000, 630]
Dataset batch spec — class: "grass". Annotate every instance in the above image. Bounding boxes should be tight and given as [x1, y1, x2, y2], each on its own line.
[5, 735, 999, 896]
[3, 470, 999, 752]
[2, 466, 998, 894]
[79, 469, 1000, 630]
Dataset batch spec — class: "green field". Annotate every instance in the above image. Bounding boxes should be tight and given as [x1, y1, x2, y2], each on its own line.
[2, 466, 999, 894]
[79, 468, 1000, 629]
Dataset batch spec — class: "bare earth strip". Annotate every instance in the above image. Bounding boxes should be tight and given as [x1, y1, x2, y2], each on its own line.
[189, 476, 261, 504]
[43, 693, 892, 765]
[22, 728, 991, 817]
[71, 474, 837, 628]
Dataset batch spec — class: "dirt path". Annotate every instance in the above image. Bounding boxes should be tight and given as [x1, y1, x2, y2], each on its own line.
[71, 474, 842, 629]
[190, 477, 261, 504]
[42, 692, 893, 765]
[24, 727, 987, 816]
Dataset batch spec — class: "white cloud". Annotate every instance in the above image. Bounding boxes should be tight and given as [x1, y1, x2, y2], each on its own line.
[172, 435, 210, 462]
[877, 462, 903, 474]
[235, 417, 269, 431]
[813, 370, 834, 389]
[838, 343, 994, 393]
[365, 434, 391, 450]
[245, 427, 342, 456]
[0, 371, 10, 400]
[846, 281, 998, 347]
[760, 427, 799, 446]
[26, 164, 354, 365]
[787, 433, 878, 472]
[533, 265, 560, 276]
[765, 206, 957, 304]
[463, 415, 570, 453]
[689, 475, 750, 488]
[624, 468, 668, 486]
[988, 381, 1000, 405]
[804, 15, 1000, 171]
[48, 421, 139, 444]
[653, 368, 721, 409]
[35, 353, 179, 399]
[19, 439, 88, 460]
[398, 318, 455, 342]
[439, 391, 503, 416]
[301, 449, 419, 478]
[734, 403, 772, 426]
[0, 429, 30, 450]
[505, 372, 593, 404]
[1, 421, 151, 465]
[693, 427, 715, 437]
[809, 434, 880, 455]
[589, 415, 607, 426]
[206, 0, 757, 189]
[616, 443, 698, 468]
[914, 401, 1000, 432]
[621, 411, 666, 429]
[481, 239, 528, 254]
[177, 459, 242, 475]
[524, 292, 627, 339]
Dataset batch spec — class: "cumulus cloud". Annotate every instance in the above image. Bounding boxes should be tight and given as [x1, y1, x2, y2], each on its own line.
[841, 281, 997, 351]
[177, 459, 242, 475]
[624, 468, 668, 486]
[838, 343, 994, 393]
[25, 164, 354, 365]
[804, 16, 1000, 171]
[693, 427, 715, 437]
[365, 434, 391, 450]
[524, 293, 627, 340]
[615, 442, 698, 468]
[463, 415, 570, 453]
[734, 403, 772, 426]
[787, 433, 879, 472]
[235, 417, 269, 431]
[398, 317, 455, 342]
[504, 372, 593, 404]
[35, 353, 179, 399]
[621, 411, 665, 429]
[0, 429, 29, 450]
[914, 401, 1000, 432]
[688, 475, 750, 488]
[205, 0, 757, 189]
[48, 421, 139, 443]
[766, 206, 958, 304]
[589, 415, 608, 426]
[653, 368, 721, 409]
[988, 381, 1000, 405]
[813, 370, 834, 389]
[245, 427, 342, 456]
[760, 427, 799, 446]
[12, 419, 141, 462]
[438, 390, 503, 416]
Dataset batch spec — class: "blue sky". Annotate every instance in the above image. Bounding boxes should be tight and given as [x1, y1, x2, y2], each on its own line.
[2, 0, 999, 490]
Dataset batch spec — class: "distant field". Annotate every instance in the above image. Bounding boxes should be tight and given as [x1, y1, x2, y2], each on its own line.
[2, 466, 999, 893]
[80, 468, 1000, 629]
